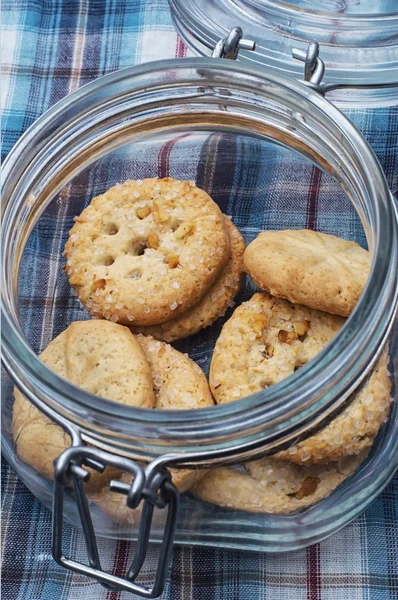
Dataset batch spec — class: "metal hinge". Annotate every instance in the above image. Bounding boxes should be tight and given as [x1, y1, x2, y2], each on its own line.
[211, 26, 256, 60]
[212, 27, 326, 94]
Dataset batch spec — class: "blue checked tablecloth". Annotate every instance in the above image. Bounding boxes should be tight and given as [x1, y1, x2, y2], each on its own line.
[1, 1, 398, 599]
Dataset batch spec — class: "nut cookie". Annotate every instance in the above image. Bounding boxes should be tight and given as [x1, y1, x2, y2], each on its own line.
[90, 335, 214, 522]
[244, 230, 370, 317]
[276, 351, 391, 465]
[12, 321, 155, 490]
[132, 218, 245, 342]
[210, 292, 344, 404]
[64, 178, 230, 326]
[192, 453, 367, 514]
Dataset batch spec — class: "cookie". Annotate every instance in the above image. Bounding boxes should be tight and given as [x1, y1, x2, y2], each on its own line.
[12, 320, 155, 490]
[192, 453, 367, 514]
[210, 292, 344, 404]
[244, 230, 370, 317]
[136, 334, 215, 410]
[90, 335, 214, 522]
[276, 352, 391, 465]
[132, 218, 245, 342]
[64, 178, 230, 326]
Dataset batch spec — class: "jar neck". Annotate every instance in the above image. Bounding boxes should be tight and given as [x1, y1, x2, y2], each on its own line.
[2, 59, 398, 464]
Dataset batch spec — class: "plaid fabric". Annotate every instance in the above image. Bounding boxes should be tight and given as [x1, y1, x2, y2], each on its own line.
[1, 1, 398, 599]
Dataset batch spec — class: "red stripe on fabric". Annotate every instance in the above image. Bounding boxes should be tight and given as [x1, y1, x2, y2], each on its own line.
[306, 166, 321, 230]
[157, 133, 191, 178]
[106, 539, 130, 600]
[175, 36, 187, 58]
[307, 543, 321, 600]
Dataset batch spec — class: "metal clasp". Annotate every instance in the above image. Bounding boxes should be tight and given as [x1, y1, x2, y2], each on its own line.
[292, 42, 326, 95]
[52, 445, 179, 597]
[212, 26, 256, 60]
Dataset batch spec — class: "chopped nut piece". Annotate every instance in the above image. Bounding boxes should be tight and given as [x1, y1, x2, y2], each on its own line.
[152, 200, 169, 224]
[147, 231, 159, 250]
[278, 330, 298, 344]
[136, 206, 151, 219]
[167, 253, 179, 268]
[290, 476, 320, 500]
[92, 278, 106, 290]
[265, 343, 274, 358]
[293, 320, 310, 336]
[174, 221, 194, 239]
[253, 313, 268, 337]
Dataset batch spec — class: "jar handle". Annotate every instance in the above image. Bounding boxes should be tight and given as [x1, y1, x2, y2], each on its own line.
[52, 445, 180, 597]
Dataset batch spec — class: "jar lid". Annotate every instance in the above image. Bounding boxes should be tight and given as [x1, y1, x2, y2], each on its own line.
[169, 0, 398, 89]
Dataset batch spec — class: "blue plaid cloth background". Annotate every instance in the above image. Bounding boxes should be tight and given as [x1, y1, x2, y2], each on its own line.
[1, 1, 397, 599]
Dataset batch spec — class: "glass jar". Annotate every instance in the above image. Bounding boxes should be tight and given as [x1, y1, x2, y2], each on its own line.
[2, 57, 397, 595]
[169, 0, 398, 103]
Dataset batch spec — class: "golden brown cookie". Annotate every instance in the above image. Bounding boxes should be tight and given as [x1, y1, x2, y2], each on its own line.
[64, 178, 230, 326]
[244, 230, 370, 317]
[276, 352, 391, 465]
[90, 335, 214, 522]
[210, 292, 344, 404]
[136, 334, 215, 410]
[210, 294, 391, 464]
[12, 321, 155, 490]
[192, 453, 367, 514]
[132, 218, 245, 342]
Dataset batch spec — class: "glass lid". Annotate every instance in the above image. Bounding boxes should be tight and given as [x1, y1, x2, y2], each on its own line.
[169, 0, 398, 89]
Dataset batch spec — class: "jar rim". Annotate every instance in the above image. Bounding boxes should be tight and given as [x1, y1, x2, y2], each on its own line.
[2, 57, 398, 461]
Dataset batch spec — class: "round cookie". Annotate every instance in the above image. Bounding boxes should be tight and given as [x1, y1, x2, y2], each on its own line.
[210, 292, 345, 404]
[64, 178, 230, 326]
[244, 229, 370, 317]
[136, 334, 215, 410]
[276, 351, 391, 465]
[132, 218, 245, 342]
[192, 453, 367, 514]
[12, 320, 155, 490]
[90, 335, 214, 523]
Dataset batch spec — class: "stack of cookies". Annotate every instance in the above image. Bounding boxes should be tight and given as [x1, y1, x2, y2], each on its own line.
[64, 177, 245, 342]
[12, 177, 392, 520]
[12, 319, 213, 499]
[193, 229, 391, 513]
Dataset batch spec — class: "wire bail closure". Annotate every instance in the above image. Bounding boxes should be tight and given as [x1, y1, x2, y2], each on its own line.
[52, 443, 180, 598]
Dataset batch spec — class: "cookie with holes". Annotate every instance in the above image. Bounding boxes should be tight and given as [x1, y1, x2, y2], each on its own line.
[244, 229, 370, 317]
[210, 292, 345, 405]
[131, 218, 246, 342]
[64, 178, 230, 326]
[12, 320, 155, 491]
[192, 452, 367, 514]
